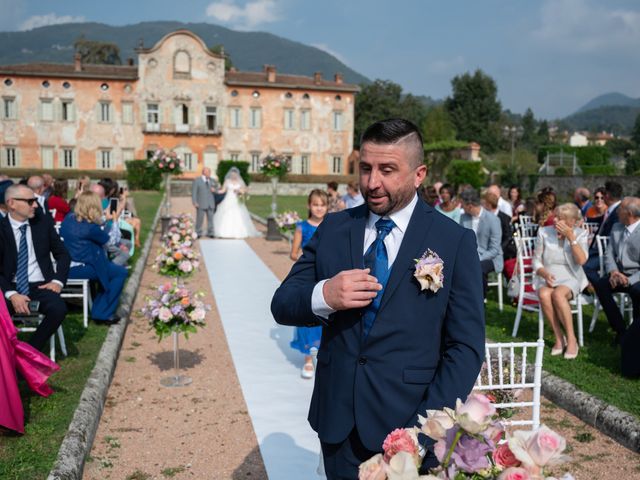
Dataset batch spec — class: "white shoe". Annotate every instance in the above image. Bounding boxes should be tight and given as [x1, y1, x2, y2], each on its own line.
[301, 362, 315, 379]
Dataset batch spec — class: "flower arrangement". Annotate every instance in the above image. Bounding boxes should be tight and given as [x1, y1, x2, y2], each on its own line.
[359, 393, 573, 480]
[275, 210, 301, 234]
[151, 148, 183, 175]
[259, 152, 290, 177]
[414, 250, 444, 293]
[163, 214, 198, 248]
[153, 244, 200, 277]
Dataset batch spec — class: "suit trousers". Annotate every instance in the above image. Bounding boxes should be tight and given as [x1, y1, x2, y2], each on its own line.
[195, 207, 214, 237]
[583, 253, 601, 286]
[621, 316, 640, 377]
[69, 263, 128, 321]
[321, 427, 378, 480]
[592, 276, 640, 336]
[7, 282, 67, 351]
[480, 259, 495, 298]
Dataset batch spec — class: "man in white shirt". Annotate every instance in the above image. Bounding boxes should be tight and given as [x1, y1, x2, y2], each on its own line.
[342, 180, 365, 209]
[486, 184, 512, 218]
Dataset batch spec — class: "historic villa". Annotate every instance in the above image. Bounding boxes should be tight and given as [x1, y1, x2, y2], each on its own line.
[0, 30, 357, 177]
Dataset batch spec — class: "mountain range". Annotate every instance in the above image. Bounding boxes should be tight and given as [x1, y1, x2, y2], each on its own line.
[563, 93, 640, 134]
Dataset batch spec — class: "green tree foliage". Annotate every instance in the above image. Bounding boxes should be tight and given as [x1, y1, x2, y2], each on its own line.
[607, 138, 634, 157]
[423, 139, 468, 181]
[74, 38, 121, 65]
[353, 79, 428, 146]
[625, 153, 640, 175]
[208, 44, 234, 71]
[633, 112, 640, 147]
[446, 160, 486, 190]
[217, 160, 251, 185]
[445, 69, 502, 153]
[520, 108, 537, 148]
[422, 106, 456, 143]
[537, 120, 550, 145]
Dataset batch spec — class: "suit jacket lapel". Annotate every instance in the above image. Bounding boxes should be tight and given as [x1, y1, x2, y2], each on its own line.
[349, 205, 367, 269]
[379, 201, 434, 312]
[1, 216, 17, 273]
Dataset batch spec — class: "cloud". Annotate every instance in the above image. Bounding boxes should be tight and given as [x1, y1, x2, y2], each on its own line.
[311, 43, 348, 64]
[205, 0, 280, 30]
[427, 55, 465, 75]
[533, 0, 640, 54]
[20, 13, 86, 31]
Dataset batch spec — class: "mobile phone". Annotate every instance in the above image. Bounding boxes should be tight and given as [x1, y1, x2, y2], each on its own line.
[29, 300, 40, 312]
[119, 187, 124, 195]
[109, 197, 119, 213]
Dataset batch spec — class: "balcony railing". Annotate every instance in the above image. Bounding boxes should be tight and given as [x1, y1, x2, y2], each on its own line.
[142, 123, 221, 136]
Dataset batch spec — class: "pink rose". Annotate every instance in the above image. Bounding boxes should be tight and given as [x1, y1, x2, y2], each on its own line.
[159, 162, 165, 168]
[382, 428, 419, 464]
[169, 163, 175, 169]
[509, 426, 567, 470]
[419, 409, 455, 441]
[358, 453, 387, 480]
[455, 393, 496, 434]
[493, 443, 521, 469]
[498, 467, 531, 480]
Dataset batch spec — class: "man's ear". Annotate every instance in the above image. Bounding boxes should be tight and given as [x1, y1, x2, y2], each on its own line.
[414, 165, 427, 188]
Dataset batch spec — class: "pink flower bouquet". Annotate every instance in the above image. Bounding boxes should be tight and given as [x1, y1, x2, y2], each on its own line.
[153, 244, 200, 278]
[275, 210, 301, 234]
[151, 148, 183, 175]
[259, 152, 290, 177]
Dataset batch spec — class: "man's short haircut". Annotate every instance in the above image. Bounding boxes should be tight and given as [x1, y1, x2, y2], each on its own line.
[360, 118, 424, 168]
[327, 181, 338, 191]
[483, 191, 499, 210]
[347, 180, 359, 192]
[575, 187, 590, 203]
[27, 175, 44, 191]
[5, 184, 31, 201]
[460, 188, 481, 206]
[605, 181, 623, 200]
[624, 197, 640, 218]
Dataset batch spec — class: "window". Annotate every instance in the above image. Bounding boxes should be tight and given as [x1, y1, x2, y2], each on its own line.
[250, 107, 261, 128]
[122, 102, 133, 124]
[99, 102, 111, 123]
[42, 80, 50, 88]
[300, 109, 310, 130]
[98, 149, 112, 169]
[230, 152, 240, 161]
[250, 152, 261, 173]
[285, 92, 293, 99]
[4, 79, 13, 86]
[284, 109, 295, 130]
[174, 50, 191, 77]
[100, 83, 109, 91]
[252, 90, 260, 98]
[61, 148, 76, 169]
[61, 100, 74, 122]
[147, 103, 159, 131]
[62, 81, 71, 89]
[2, 97, 16, 119]
[175, 103, 189, 132]
[230, 107, 242, 128]
[333, 111, 343, 131]
[41, 99, 54, 121]
[122, 148, 135, 162]
[302, 93, 310, 100]
[183, 152, 194, 171]
[301, 154, 310, 174]
[332, 155, 342, 174]
[41, 146, 54, 169]
[3, 147, 18, 167]
[230, 90, 238, 97]
[206, 106, 217, 131]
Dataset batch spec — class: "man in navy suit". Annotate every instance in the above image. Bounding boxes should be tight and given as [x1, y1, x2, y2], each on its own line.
[271, 119, 485, 479]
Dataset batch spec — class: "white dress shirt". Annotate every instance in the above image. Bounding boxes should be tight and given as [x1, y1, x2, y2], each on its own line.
[311, 194, 419, 318]
[497, 197, 513, 218]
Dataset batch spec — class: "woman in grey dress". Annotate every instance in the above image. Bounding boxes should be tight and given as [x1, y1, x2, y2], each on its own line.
[533, 203, 588, 359]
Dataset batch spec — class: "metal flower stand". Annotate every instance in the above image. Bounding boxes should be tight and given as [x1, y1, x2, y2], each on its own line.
[160, 331, 192, 387]
[266, 176, 282, 240]
[160, 173, 172, 235]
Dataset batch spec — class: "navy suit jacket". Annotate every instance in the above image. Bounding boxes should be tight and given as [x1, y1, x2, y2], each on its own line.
[589, 204, 620, 253]
[271, 199, 485, 451]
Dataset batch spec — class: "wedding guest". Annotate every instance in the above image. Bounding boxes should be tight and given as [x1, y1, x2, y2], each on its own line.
[535, 187, 557, 227]
[76, 175, 91, 197]
[42, 174, 54, 201]
[483, 191, 517, 262]
[433, 181, 443, 206]
[0, 176, 14, 218]
[342, 180, 364, 209]
[574, 187, 592, 217]
[508, 185, 525, 222]
[48, 179, 71, 223]
[192, 167, 217, 238]
[27, 176, 50, 218]
[289, 189, 329, 378]
[460, 188, 503, 297]
[487, 184, 512, 218]
[326, 181, 345, 213]
[418, 185, 438, 207]
[435, 183, 461, 223]
[585, 187, 607, 223]
[534, 203, 588, 359]
[90, 183, 130, 266]
[60, 191, 128, 325]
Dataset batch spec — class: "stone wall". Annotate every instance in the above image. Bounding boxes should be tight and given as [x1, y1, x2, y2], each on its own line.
[534, 176, 640, 198]
[170, 180, 347, 197]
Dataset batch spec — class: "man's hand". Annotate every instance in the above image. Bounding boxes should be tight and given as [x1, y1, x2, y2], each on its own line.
[38, 282, 62, 294]
[323, 268, 382, 311]
[119, 244, 130, 253]
[10, 293, 31, 314]
[610, 271, 629, 288]
[193, 203, 199, 209]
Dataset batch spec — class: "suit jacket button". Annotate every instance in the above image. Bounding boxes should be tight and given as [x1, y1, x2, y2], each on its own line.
[358, 356, 367, 365]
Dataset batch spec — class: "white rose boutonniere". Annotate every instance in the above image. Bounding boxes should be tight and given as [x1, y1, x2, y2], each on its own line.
[413, 249, 444, 293]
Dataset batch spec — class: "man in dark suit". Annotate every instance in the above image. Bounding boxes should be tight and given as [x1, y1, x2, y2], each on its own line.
[583, 181, 623, 285]
[271, 119, 485, 479]
[0, 184, 70, 351]
[27, 175, 50, 218]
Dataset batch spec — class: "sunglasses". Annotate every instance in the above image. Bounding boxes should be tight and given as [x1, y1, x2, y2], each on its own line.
[13, 198, 38, 206]
[594, 196, 604, 200]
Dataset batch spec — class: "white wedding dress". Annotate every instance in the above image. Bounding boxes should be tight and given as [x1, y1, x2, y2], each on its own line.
[213, 180, 261, 239]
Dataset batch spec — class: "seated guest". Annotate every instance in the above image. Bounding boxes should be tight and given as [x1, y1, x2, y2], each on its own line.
[60, 191, 128, 325]
[342, 180, 364, 209]
[0, 184, 70, 351]
[326, 181, 345, 213]
[0, 176, 14, 218]
[42, 174, 54, 201]
[583, 181, 623, 285]
[48, 179, 71, 223]
[534, 187, 557, 227]
[418, 185, 438, 207]
[483, 191, 517, 261]
[27, 175, 50, 218]
[435, 183, 461, 223]
[89, 183, 130, 266]
[487, 184, 512, 218]
[592, 197, 640, 346]
[460, 188, 503, 297]
[585, 187, 607, 223]
[508, 185, 526, 222]
[533, 203, 588, 359]
[574, 187, 592, 217]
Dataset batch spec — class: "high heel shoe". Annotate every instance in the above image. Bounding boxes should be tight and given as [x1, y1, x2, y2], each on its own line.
[564, 345, 579, 360]
[551, 336, 566, 356]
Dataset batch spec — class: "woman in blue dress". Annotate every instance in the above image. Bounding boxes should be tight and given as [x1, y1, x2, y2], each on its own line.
[289, 189, 328, 379]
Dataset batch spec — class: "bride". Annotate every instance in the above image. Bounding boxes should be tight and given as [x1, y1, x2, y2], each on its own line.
[213, 167, 261, 238]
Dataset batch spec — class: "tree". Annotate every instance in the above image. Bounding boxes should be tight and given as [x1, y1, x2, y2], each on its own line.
[422, 106, 456, 143]
[445, 69, 502, 153]
[520, 108, 537, 148]
[74, 38, 121, 65]
[446, 160, 486, 190]
[537, 120, 550, 145]
[633, 112, 640, 147]
[209, 44, 234, 71]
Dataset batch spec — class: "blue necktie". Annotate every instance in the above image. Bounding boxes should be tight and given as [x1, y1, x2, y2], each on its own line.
[16, 224, 29, 295]
[362, 218, 396, 338]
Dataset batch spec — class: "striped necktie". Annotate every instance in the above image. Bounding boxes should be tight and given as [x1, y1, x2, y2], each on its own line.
[16, 224, 30, 295]
[362, 218, 396, 338]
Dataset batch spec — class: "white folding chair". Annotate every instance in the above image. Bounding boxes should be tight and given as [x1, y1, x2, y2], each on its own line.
[582, 221, 600, 244]
[517, 220, 538, 239]
[474, 340, 545, 430]
[13, 314, 67, 362]
[487, 272, 504, 311]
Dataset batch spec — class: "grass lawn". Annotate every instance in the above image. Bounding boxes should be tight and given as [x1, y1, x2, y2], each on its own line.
[246, 195, 308, 219]
[0, 190, 162, 480]
[484, 290, 640, 419]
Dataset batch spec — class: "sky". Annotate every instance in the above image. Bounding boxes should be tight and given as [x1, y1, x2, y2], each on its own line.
[1, 0, 639, 119]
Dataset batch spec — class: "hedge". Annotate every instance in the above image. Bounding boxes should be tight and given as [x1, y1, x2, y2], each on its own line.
[446, 160, 486, 189]
[125, 159, 163, 190]
[249, 173, 357, 184]
[538, 145, 611, 166]
[217, 160, 251, 185]
[2, 168, 127, 181]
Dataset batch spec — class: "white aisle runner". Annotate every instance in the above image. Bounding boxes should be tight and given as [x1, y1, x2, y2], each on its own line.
[201, 240, 324, 480]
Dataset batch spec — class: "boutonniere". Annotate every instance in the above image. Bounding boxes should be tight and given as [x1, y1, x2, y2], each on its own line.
[413, 249, 444, 293]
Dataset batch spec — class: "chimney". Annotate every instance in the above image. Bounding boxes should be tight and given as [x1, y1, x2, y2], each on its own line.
[74, 53, 82, 72]
[127, 58, 134, 66]
[264, 64, 276, 83]
[334, 73, 343, 84]
[229, 66, 237, 73]
[313, 71, 322, 85]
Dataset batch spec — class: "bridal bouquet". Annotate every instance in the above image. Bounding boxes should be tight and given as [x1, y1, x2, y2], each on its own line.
[141, 282, 209, 340]
[275, 210, 301, 234]
[260, 152, 290, 177]
[151, 148, 183, 175]
[153, 244, 200, 277]
[359, 393, 573, 480]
